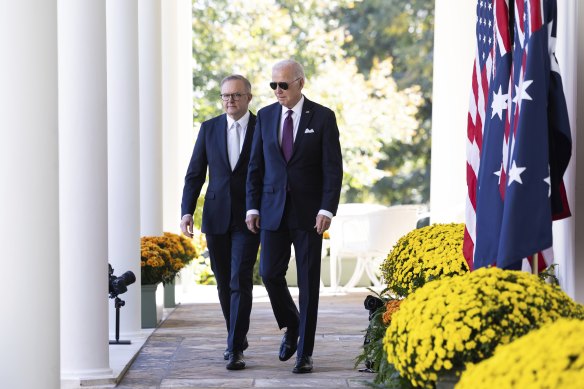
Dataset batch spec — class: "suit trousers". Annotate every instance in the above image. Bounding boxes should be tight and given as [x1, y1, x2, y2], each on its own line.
[259, 196, 323, 357]
[206, 228, 260, 352]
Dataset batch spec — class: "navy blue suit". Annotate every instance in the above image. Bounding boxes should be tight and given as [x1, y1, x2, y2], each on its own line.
[246, 97, 342, 357]
[181, 112, 260, 353]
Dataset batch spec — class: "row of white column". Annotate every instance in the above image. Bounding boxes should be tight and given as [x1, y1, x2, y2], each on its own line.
[0, 0, 192, 388]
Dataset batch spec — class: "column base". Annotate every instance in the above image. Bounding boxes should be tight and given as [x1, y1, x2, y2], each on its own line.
[61, 367, 114, 389]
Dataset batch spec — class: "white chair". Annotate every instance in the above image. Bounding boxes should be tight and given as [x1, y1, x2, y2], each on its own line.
[329, 204, 420, 290]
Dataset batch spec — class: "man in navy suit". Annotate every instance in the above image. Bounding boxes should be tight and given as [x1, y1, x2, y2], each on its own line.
[181, 75, 260, 370]
[246, 60, 343, 373]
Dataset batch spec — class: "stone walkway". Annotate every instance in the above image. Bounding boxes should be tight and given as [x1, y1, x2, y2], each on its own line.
[115, 287, 376, 388]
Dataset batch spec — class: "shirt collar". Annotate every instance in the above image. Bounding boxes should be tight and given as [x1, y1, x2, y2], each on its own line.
[281, 95, 304, 117]
[226, 110, 251, 130]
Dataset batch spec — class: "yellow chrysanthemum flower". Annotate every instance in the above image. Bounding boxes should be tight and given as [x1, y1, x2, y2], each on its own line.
[457, 319, 584, 389]
[380, 223, 469, 297]
[382, 267, 584, 388]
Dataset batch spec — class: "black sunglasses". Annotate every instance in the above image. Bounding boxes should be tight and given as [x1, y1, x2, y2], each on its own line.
[269, 77, 301, 90]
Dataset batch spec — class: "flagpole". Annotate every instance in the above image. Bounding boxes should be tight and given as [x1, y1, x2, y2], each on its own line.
[532, 253, 539, 275]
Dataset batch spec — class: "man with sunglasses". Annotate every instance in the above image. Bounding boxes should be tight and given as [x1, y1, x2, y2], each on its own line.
[246, 59, 343, 373]
[181, 74, 260, 371]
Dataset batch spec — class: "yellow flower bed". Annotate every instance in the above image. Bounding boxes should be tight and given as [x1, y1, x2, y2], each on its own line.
[380, 223, 468, 297]
[457, 318, 584, 388]
[383, 267, 584, 388]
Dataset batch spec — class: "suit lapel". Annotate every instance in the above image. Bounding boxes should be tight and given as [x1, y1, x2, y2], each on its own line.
[237, 112, 256, 168]
[291, 98, 314, 160]
[216, 114, 230, 169]
[268, 99, 314, 163]
[267, 104, 284, 161]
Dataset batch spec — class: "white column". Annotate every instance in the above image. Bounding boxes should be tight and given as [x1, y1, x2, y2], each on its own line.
[58, 0, 112, 382]
[570, 2, 584, 303]
[162, 0, 195, 300]
[162, 0, 180, 233]
[139, 0, 164, 237]
[106, 0, 142, 336]
[177, 0, 195, 176]
[429, 0, 476, 223]
[0, 2, 60, 388]
[554, 0, 578, 300]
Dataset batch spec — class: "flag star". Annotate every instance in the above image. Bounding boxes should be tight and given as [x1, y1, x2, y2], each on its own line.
[544, 175, 551, 197]
[508, 160, 526, 186]
[494, 163, 503, 185]
[543, 165, 552, 197]
[491, 85, 508, 120]
[513, 79, 533, 104]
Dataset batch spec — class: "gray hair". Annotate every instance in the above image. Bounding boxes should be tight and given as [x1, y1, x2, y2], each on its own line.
[220, 74, 252, 93]
[273, 59, 305, 80]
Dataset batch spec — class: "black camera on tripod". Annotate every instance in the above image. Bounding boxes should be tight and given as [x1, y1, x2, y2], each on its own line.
[108, 263, 136, 299]
[361, 295, 385, 372]
[108, 264, 136, 345]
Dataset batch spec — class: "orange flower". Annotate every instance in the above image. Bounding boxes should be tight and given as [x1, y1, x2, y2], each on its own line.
[382, 299, 402, 325]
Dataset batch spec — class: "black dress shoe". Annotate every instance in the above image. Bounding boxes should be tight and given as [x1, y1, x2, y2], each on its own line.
[224, 337, 249, 360]
[292, 355, 313, 374]
[226, 352, 246, 370]
[278, 330, 298, 361]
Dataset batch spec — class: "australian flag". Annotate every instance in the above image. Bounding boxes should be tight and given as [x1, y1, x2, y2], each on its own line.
[472, 0, 572, 270]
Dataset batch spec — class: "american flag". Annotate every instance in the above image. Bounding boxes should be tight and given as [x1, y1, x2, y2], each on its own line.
[464, 0, 572, 271]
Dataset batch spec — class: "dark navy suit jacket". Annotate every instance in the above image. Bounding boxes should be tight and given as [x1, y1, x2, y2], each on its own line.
[246, 97, 343, 231]
[181, 112, 256, 234]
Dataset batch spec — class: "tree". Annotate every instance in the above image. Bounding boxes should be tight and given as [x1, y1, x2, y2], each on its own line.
[307, 58, 421, 202]
[336, 0, 434, 204]
[192, 0, 425, 204]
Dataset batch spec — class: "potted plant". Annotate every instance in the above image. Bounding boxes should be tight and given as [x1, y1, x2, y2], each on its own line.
[140, 234, 189, 327]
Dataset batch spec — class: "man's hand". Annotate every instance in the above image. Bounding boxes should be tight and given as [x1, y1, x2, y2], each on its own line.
[314, 214, 331, 235]
[180, 214, 194, 238]
[246, 214, 260, 234]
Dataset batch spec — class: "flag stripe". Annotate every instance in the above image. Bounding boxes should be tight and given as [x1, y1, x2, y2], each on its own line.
[466, 0, 571, 271]
[495, 0, 511, 54]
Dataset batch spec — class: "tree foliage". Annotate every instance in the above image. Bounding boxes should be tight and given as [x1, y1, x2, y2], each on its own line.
[192, 0, 433, 205]
[337, 0, 434, 204]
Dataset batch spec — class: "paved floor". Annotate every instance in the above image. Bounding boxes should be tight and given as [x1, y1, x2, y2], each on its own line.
[115, 287, 376, 388]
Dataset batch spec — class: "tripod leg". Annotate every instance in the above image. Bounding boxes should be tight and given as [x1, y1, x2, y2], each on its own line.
[109, 297, 131, 345]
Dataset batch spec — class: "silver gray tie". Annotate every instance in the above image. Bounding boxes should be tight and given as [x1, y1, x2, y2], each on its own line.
[228, 122, 241, 170]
